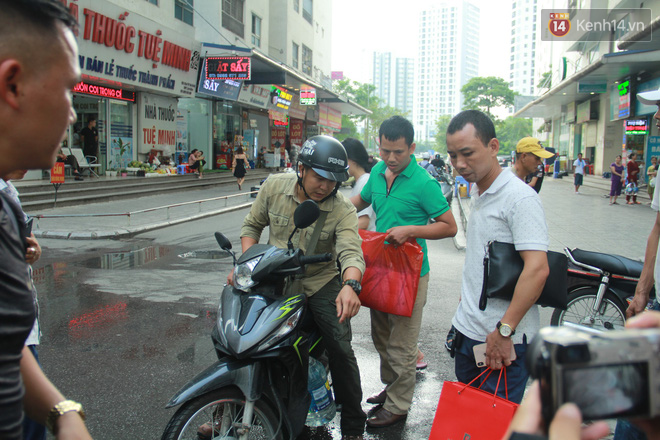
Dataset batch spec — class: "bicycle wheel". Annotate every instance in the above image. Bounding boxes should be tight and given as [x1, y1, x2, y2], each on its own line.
[550, 287, 626, 330]
[161, 388, 282, 440]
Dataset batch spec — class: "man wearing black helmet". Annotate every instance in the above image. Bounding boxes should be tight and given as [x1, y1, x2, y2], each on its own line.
[239, 135, 367, 439]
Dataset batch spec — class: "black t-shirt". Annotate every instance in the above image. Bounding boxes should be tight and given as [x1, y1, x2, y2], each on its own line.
[0, 193, 33, 440]
[80, 126, 98, 157]
[525, 166, 545, 193]
[431, 158, 445, 169]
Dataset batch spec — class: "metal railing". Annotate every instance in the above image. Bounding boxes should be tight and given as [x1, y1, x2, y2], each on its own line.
[32, 191, 257, 228]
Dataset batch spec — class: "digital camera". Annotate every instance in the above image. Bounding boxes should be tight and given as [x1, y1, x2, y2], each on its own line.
[527, 325, 660, 421]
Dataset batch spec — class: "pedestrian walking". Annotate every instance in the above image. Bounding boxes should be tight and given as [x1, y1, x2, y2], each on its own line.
[573, 153, 586, 194]
[610, 155, 625, 205]
[351, 116, 457, 427]
[626, 152, 641, 205]
[0, 0, 92, 438]
[231, 146, 249, 190]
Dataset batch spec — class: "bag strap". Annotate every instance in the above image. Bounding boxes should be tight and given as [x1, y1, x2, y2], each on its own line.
[306, 210, 328, 255]
[459, 366, 509, 404]
[478, 242, 491, 310]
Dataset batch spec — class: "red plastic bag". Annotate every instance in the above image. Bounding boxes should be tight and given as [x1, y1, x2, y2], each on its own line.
[358, 229, 424, 317]
[429, 369, 519, 439]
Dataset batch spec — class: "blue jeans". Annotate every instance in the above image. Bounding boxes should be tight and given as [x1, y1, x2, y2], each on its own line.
[454, 332, 529, 404]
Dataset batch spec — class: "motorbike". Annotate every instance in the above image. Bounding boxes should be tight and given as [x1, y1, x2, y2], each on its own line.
[161, 200, 333, 440]
[551, 247, 655, 330]
[436, 168, 454, 206]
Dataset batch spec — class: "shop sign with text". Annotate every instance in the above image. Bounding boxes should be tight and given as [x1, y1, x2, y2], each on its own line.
[300, 87, 316, 105]
[270, 86, 292, 110]
[318, 104, 342, 131]
[197, 59, 241, 100]
[237, 84, 270, 109]
[206, 57, 251, 80]
[61, 0, 200, 97]
[138, 93, 177, 154]
[74, 81, 135, 101]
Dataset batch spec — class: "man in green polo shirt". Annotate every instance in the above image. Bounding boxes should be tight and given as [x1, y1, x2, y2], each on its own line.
[351, 115, 457, 427]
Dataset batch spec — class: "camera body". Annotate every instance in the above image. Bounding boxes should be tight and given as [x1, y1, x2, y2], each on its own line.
[527, 325, 660, 421]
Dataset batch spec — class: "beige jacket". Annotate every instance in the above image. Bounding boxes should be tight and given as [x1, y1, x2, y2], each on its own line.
[241, 173, 364, 296]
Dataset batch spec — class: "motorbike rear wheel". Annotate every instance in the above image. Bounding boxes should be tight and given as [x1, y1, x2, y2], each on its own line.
[550, 287, 626, 330]
[161, 388, 283, 440]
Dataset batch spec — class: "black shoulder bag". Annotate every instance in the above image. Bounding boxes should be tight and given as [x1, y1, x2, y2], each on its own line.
[479, 241, 568, 311]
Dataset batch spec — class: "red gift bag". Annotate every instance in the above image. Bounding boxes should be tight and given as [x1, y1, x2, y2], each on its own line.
[429, 369, 519, 439]
[358, 229, 424, 317]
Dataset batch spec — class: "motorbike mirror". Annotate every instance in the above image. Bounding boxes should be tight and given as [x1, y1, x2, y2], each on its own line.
[215, 232, 232, 250]
[294, 200, 320, 229]
[215, 232, 237, 265]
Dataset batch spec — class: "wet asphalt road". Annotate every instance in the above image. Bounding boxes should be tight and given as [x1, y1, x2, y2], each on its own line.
[33, 207, 552, 440]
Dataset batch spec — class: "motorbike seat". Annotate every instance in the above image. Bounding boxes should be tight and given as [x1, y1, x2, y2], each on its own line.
[570, 248, 643, 278]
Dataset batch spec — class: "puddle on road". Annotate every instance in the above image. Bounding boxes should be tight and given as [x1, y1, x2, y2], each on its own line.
[178, 250, 231, 260]
[81, 245, 173, 269]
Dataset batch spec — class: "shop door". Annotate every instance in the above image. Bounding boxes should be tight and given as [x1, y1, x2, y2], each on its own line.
[109, 101, 134, 170]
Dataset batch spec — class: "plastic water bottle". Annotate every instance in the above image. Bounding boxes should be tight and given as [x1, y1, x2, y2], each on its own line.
[305, 357, 336, 426]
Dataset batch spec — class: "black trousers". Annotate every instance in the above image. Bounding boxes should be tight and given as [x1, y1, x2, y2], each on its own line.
[307, 276, 366, 435]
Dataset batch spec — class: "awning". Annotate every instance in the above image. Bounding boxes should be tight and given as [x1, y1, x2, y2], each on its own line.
[200, 43, 371, 116]
[514, 49, 660, 118]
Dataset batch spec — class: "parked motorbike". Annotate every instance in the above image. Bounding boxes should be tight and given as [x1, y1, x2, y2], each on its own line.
[551, 248, 655, 330]
[436, 168, 454, 206]
[161, 200, 333, 440]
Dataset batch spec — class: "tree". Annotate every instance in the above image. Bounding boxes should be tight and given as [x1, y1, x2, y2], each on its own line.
[461, 76, 515, 119]
[496, 117, 533, 155]
[434, 115, 453, 154]
[537, 70, 552, 90]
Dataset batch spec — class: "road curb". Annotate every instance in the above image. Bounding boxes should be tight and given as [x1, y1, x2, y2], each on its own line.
[34, 202, 254, 240]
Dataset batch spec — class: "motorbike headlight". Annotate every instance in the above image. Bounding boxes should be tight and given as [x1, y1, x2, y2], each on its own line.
[257, 308, 303, 352]
[233, 256, 262, 291]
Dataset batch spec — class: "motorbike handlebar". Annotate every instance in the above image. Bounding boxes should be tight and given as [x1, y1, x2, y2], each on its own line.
[299, 253, 333, 265]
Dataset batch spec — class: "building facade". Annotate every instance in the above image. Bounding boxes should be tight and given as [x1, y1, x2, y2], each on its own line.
[516, 0, 660, 179]
[414, 1, 479, 142]
[510, 0, 539, 96]
[43, 0, 365, 181]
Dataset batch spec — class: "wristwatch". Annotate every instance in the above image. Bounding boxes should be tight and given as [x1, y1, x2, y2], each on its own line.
[342, 279, 362, 295]
[46, 400, 86, 434]
[496, 321, 516, 338]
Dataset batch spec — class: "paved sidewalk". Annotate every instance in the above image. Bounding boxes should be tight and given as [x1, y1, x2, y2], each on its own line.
[31, 185, 258, 239]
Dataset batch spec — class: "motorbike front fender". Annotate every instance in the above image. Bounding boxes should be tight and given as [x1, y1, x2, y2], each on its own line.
[166, 358, 263, 408]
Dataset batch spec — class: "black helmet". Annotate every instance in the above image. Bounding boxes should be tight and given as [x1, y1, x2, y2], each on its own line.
[298, 135, 349, 182]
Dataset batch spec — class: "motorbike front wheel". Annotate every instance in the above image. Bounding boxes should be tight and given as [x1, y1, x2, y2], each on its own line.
[161, 388, 283, 440]
[550, 287, 626, 330]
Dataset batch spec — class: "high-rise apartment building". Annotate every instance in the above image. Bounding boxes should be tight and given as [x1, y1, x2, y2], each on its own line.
[509, 0, 538, 96]
[414, 1, 479, 141]
[372, 52, 414, 118]
[373, 52, 393, 107]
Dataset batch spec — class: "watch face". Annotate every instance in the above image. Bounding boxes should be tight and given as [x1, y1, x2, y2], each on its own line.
[499, 324, 513, 337]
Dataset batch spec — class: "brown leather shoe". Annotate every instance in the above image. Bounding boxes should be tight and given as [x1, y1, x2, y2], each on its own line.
[366, 389, 387, 405]
[366, 407, 407, 428]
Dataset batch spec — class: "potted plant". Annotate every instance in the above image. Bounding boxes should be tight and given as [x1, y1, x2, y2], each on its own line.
[119, 168, 128, 177]
[105, 161, 117, 177]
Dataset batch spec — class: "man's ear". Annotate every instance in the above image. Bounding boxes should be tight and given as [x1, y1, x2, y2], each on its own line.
[0, 59, 23, 110]
[488, 138, 500, 156]
[409, 142, 416, 155]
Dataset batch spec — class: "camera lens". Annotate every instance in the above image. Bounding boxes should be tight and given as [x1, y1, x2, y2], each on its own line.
[557, 344, 591, 364]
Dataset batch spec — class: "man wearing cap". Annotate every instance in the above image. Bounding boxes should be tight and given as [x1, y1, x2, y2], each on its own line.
[446, 110, 549, 404]
[513, 137, 554, 193]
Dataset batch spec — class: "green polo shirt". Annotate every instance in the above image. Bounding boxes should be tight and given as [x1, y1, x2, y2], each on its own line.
[361, 155, 450, 277]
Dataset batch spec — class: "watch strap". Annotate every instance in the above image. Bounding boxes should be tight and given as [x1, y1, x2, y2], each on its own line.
[342, 279, 361, 295]
[46, 400, 85, 435]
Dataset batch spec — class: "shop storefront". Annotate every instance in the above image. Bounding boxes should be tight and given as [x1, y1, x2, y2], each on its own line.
[59, 0, 200, 175]
[635, 77, 660, 176]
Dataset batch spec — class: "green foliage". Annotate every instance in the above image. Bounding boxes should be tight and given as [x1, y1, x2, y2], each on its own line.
[461, 76, 516, 120]
[496, 117, 533, 155]
[433, 115, 453, 154]
[537, 70, 552, 89]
